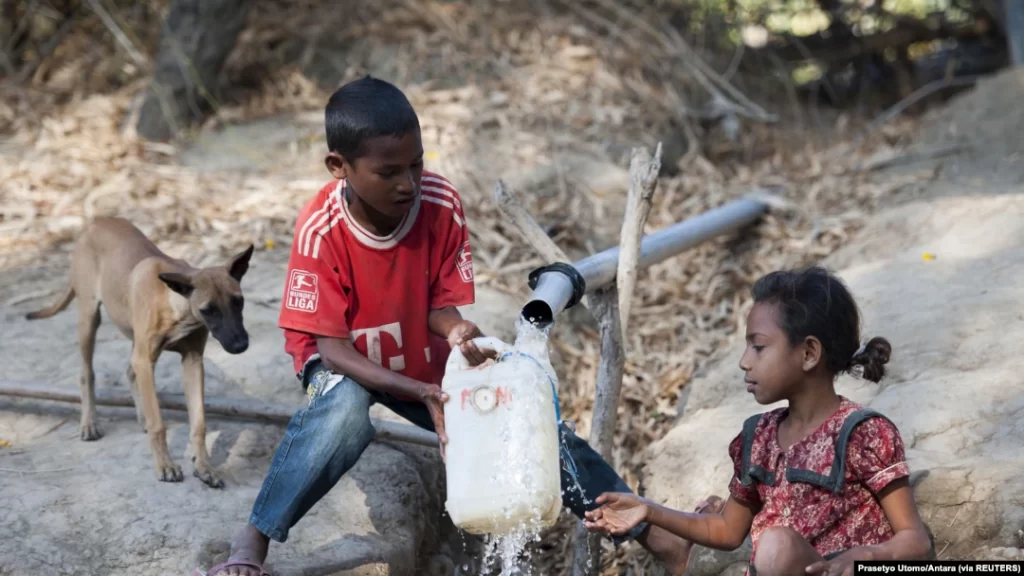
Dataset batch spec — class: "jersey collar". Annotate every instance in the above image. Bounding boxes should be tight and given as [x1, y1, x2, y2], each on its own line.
[335, 180, 420, 250]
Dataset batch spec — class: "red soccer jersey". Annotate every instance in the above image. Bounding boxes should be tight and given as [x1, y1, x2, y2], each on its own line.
[278, 171, 476, 398]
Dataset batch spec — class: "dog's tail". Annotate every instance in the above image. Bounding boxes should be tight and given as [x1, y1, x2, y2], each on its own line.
[25, 285, 75, 320]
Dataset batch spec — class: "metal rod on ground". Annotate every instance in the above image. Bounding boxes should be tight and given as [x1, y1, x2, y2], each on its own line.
[521, 194, 771, 326]
[0, 380, 440, 448]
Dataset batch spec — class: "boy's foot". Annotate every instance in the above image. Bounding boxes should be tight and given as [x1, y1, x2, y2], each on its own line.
[208, 524, 271, 576]
[640, 495, 725, 576]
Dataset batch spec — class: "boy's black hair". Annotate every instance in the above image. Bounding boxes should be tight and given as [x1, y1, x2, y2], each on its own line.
[752, 266, 891, 382]
[324, 75, 420, 161]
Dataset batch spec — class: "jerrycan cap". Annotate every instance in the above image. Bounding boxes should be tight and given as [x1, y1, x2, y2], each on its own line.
[469, 385, 499, 413]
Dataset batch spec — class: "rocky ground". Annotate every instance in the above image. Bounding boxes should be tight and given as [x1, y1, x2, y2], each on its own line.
[643, 70, 1024, 574]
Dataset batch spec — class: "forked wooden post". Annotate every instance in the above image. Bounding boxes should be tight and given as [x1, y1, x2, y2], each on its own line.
[493, 145, 663, 576]
[616, 144, 663, 345]
[571, 145, 662, 575]
[570, 285, 624, 575]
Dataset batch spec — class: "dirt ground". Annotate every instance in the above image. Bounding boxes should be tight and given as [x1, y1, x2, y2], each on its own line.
[4, 58, 1024, 576]
[0, 119, 526, 575]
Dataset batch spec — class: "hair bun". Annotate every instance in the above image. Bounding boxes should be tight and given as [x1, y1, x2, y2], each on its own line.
[850, 336, 892, 383]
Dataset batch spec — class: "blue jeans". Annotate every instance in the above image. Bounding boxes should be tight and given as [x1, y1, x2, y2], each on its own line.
[248, 360, 648, 544]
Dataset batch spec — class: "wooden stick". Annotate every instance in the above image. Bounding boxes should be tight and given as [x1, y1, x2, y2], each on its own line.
[572, 148, 661, 576]
[830, 74, 983, 163]
[493, 179, 590, 310]
[860, 143, 971, 172]
[0, 380, 440, 448]
[616, 144, 663, 344]
[84, 0, 150, 70]
[571, 286, 623, 575]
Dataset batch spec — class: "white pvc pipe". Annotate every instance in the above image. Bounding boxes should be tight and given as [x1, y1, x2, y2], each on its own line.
[522, 196, 770, 326]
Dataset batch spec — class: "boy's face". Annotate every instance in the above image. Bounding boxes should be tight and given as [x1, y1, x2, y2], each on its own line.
[326, 131, 424, 220]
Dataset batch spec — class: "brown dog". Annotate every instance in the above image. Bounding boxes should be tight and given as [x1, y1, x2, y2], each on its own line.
[26, 216, 253, 488]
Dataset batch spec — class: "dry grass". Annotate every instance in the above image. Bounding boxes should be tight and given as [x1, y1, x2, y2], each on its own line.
[0, 0, 934, 574]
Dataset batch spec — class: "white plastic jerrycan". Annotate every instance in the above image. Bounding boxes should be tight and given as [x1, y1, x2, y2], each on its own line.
[442, 336, 562, 535]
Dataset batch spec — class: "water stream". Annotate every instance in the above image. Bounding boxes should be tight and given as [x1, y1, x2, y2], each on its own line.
[470, 316, 594, 575]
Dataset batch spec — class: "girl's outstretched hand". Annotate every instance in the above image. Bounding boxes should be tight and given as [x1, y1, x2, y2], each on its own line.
[583, 492, 650, 536]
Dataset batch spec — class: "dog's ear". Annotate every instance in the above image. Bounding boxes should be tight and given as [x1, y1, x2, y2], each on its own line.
[159, 272, 195, 297]
[228, 244, 255, 281]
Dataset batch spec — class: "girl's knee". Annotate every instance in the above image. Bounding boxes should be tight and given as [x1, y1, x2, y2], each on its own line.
[753, 527, 814, 576]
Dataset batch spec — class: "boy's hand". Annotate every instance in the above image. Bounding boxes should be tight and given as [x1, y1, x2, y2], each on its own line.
[447, 320, 491, 366]
[418, 384, 450, 461]
[583, 492, 651, 536]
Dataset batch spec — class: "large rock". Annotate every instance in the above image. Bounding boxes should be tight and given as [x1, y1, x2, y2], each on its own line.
[0, 247, 521, 575]
[643, 191, 1024, 568]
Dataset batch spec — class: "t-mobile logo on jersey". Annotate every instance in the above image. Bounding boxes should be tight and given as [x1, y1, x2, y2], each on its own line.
[456, 241, 473, 283]
[285, 269, 319, 313]
[351, 322, 406, 371]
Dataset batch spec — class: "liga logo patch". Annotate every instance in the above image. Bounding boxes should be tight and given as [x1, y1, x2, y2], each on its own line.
[456, 241, 473, 283]
[286, 269, 319, 313]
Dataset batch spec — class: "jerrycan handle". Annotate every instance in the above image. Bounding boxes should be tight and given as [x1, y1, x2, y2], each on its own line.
[446, 336, 512, 372]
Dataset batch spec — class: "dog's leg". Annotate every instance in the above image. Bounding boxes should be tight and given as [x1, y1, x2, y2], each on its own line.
[125, 356, 145, 431]
[131, 342, 183, 483]
[181, 344, 223, 488]
[77, 296, 102, 441]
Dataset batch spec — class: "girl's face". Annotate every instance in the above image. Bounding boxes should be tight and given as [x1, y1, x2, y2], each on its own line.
[739, 302, 811, 405]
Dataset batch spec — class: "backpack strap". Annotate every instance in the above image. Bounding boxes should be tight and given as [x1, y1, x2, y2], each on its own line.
[785, 408, 895, 493]
[739, 413, 776, 487]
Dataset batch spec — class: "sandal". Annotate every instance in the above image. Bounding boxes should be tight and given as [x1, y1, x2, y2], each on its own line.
[194, 559, 271, 576]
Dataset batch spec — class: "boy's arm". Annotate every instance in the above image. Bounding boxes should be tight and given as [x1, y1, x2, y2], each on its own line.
[316, 336, 437, 400]
[428, 307, 490, 366]
[316, 336, 450, 455]
[427, 306, 467, 341]
[424, 176, 487, 364]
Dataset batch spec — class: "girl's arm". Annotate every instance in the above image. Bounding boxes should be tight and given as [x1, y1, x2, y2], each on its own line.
[649, 496, 758, 550]
[806, 478, 931, 575]
[862, 478, 932, 560]
[584, 492, 757, 551]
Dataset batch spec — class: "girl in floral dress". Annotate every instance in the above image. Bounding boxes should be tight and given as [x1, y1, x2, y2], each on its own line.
[584, 266, 933, 576]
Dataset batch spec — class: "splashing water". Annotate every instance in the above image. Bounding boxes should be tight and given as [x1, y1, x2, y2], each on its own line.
[473, 315, 572, 576]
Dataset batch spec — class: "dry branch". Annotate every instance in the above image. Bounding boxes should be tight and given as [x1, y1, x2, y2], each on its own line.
[493, 179, 590, 310]
[861, 143, 970, 172]
[84, 0, 150, 70]
[12, 7, 77, 85]
[573, 144, 662, 575]
[616, 144, 663, 344]
[0, 380, 440, 447]
[832, 74, 983, 163]
[572, 285, 623, 576]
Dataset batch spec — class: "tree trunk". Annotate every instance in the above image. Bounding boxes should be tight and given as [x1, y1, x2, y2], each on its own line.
[136, 0, 254, 141]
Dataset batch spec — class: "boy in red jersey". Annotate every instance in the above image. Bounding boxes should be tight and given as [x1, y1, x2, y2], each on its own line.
[204, 77, 697, 576]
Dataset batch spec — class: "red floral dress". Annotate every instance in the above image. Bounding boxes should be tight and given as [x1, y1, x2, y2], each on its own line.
[727, 396, 910, 574]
